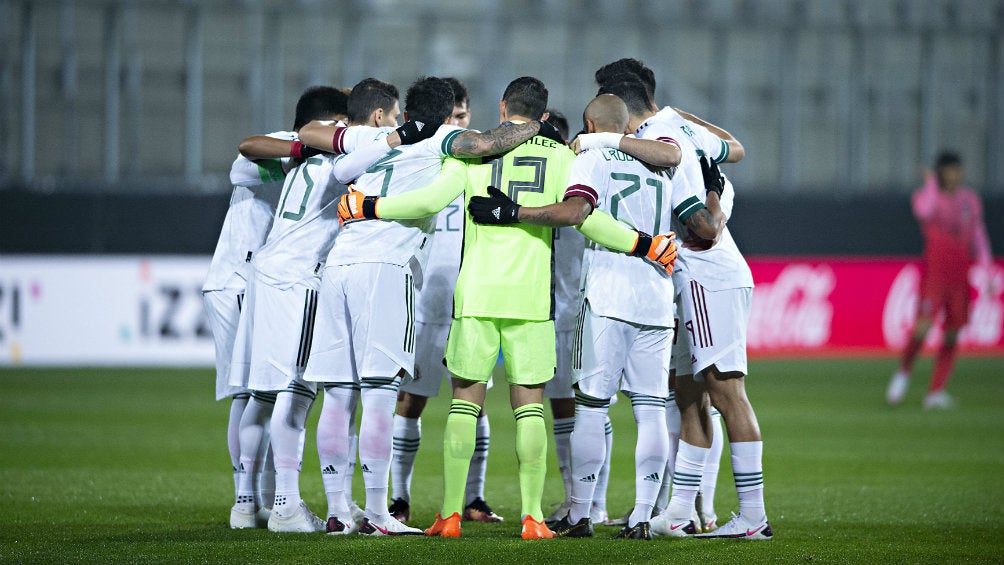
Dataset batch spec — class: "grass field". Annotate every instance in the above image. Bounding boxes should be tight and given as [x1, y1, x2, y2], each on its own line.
[1, 357, 1002, 565]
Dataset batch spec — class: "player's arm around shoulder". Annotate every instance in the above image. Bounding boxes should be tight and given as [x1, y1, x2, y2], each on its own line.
[338, 157, 469, 223]
[446, 120, 562, 158]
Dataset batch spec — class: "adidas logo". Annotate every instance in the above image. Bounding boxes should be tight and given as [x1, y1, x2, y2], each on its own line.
[643, 472, 661, 483]
[578, 473, 596, 483]
[361, 464, 371, 474]
[492, 207, 501, 219]
[415, 121, 425, 131]
[322, 465, 338, 475]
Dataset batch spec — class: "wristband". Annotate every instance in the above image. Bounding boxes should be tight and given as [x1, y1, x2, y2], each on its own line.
[362, 196, 378, 219]
[577, 132, 624, 152]
[290, 140, 306, 159]
[630, 232, 652, 257]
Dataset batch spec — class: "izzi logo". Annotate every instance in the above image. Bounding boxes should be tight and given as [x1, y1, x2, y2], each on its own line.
[134, 261, 212, 343]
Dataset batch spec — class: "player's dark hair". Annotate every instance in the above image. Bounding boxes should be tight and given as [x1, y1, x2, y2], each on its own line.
[597, 73, 653, 117]
[935, 151, 962, 170]
[442, 77, 469, 108]
[404, 76, 455, 126]
[293, 86, 349, 131]
[595, 58, 656, 100]
[502, 76, 548, 120]
[347, 78, 399, 125]
[545, 109, 569, 142]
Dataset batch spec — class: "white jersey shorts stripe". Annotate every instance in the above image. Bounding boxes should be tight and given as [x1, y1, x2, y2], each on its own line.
[672, 283, 751, 378]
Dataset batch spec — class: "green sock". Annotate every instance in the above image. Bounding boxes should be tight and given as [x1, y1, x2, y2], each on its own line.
[442, 399, 480, 516]
[514, 403, 547, 522]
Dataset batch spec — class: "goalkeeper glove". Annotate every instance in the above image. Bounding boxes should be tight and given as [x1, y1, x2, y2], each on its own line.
[337, 188, 379, 224]
[396, 120, 440, 145]
[700, 155, 724, 198]
[630, 231, 678, 274]
[468, 186, 521, 225]
[290, 140, 321, 159]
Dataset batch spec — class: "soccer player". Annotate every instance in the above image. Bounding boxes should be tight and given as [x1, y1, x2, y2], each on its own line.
[300, 76, 562, 536]
[591, 61, 746, 534]
[224, 86, 348, 531]
[206, 115, 319, 529]
[337, 77, 679, 539]
[887, 152, 992, 409]
[388, 78, 504, 525]
[597, 75, 770, 539]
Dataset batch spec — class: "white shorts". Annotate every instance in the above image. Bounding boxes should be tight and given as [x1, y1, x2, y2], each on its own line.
[303, 263, 415, 385]
[572, 301, 672, 401]
[203, 288, 249, 400]
[545, 329, 575, 399]
[671, 281, 751, 379]
[401, 321, 450, 397]
[243, 276, 320, 392]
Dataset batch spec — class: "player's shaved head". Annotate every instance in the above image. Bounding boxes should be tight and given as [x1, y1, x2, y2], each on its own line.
[584, 94, 628, 134]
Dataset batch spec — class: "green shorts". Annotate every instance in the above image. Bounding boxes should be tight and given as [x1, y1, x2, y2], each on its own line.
[444, 316, 556, 386]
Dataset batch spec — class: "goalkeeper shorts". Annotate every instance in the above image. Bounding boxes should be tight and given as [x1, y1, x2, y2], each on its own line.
[445, 316, 555, 386]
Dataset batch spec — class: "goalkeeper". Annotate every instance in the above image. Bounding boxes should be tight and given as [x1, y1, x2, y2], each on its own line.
[337, 77, 678, 540]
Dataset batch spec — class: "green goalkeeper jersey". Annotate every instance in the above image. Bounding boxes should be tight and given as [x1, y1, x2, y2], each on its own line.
[454, 134, 575, 321]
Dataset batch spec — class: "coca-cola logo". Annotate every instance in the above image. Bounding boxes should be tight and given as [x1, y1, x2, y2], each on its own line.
[882, 263, 1004, 348]
[749, 264, 835, 348]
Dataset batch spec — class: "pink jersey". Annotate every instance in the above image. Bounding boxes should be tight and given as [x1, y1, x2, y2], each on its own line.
[912, 175, 992, 281]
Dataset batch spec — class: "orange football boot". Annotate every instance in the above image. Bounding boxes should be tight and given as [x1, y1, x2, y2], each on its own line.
[425, 512, 462, 538]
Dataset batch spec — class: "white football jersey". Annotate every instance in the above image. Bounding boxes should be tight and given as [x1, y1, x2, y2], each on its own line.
[328, 124, 466, 282]
[553, 226, 584, 331]
[252, 153, 348, 289]
[203, 131, 296, 292]
[569, 148, 684, 327]
[641, 109, 753, 291]
[415, 194, 464, 324]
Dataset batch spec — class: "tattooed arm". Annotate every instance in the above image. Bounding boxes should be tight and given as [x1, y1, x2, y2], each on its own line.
[447, 121, 542, 157]
[682, 192, 726, 250]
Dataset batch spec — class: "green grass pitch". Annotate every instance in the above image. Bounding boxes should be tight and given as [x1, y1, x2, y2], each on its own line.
[1, 357, 1002, 564]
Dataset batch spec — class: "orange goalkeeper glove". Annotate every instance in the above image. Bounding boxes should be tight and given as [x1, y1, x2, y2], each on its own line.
[337, 188, 379, 224]
[630, 231, 678, 274]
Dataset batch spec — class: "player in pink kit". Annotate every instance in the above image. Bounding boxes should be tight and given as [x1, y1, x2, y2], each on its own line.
[887, 151, 993, 409]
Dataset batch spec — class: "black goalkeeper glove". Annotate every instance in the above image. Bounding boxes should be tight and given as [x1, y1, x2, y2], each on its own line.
[700, 155, 725, 197]
[537, 119, 566, 145]
[396, 120, 440, 145]
[468, 186, 521, 225]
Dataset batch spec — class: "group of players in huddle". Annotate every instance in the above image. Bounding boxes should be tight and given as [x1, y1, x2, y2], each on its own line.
[202, 57, 771, 541]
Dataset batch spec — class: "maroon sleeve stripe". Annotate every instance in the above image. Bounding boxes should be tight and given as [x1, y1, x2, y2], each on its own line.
[333, 127, 347, 155]
[564, 184, 598, 209]
[656, 136, 681, 148]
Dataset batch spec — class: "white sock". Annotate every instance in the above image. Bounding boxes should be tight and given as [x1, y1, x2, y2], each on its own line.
[229, 394, 250, 501]
[629, 396, 668, 525]
[345, 425, 358, 508]
[318, 386, 357, 517]
[391, 415, 421, 503]
[358, 383, 398, 520]
[730, 441, 766, 522]
[666, 440, 708, 522]
[465, 414, 490, 505]
[593, 415, 613, 513]
[568, 399, 608, 523]
[656, 391, 680, 514]
[260, 444, 275, 509]
[237, 392, 274, 507]
[552, 416, 575, 502]
[270, 384, 316, 512]
[700, 411, 724, 518]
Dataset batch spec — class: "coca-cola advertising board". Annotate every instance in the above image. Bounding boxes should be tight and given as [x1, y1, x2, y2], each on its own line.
[747, 257, 1004, 356]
